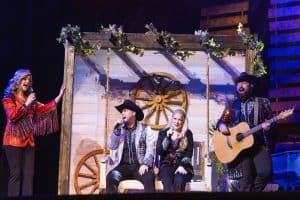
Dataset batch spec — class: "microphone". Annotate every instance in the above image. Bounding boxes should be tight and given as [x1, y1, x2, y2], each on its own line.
[32, 95, 37, 105]
[114, 119, 125, 130]
[28, 89, 37, 107]
[167, 127, 174, 138]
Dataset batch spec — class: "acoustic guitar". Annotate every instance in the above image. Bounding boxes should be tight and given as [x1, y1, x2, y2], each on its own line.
[212, 108, 294, 164]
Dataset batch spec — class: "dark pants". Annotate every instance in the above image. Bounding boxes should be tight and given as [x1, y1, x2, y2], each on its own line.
[159, 165, 192, 192]
[106, 164, 155, 193]
[227, 145, 273, 192]
[3, 145, 35, 196]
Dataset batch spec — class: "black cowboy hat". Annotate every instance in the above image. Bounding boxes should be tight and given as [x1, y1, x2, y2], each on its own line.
[234, 72, 256, 85]
[115, 99, 144, 121]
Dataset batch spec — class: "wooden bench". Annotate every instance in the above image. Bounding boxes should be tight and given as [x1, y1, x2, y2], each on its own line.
[100, 141, 204, 193]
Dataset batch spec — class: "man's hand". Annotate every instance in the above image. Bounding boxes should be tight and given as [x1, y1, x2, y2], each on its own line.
[139, 164, 149, 176]
[262, 121, 271, 131]
[113, 120, 123, 130]
[219, 123, 230, 135]
[174, 166, 187, 175]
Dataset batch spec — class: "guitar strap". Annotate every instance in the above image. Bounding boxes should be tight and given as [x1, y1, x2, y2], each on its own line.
[254, 97, 259, 126]
[232, 99, 241, 125]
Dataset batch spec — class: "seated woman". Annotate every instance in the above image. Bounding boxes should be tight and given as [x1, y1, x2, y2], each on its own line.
[155, 108, 194, 192]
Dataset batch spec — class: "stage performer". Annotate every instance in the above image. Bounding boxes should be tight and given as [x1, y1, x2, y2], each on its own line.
[105, 99, 155, 193]
[216, 72, 274, 191]
[2, 68, 65, 196]
[155, 108, 194, 192]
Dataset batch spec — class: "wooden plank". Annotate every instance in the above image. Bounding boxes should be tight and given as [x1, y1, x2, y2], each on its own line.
[270, 32, 300, 45]
[270, 73, 300, 85]
[201, 1, 249, 16]
[271, 100, 300, 112]
[209, 27, 250, 35]
[58, 44, 75, 195]
[83, 32, 246, 50]
[270, 60, 300, 71]
[200, 15, 248, 29]
[269, 87, 300, 98]
[269, 5, 300, 18]
[246, 49, 254, 74]
[269, 19, 300, 31]
[270, 0, 300, 5]
[268, 46, 300, 58]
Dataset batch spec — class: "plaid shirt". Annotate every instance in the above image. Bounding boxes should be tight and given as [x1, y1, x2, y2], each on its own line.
[108, 122, 155, 171]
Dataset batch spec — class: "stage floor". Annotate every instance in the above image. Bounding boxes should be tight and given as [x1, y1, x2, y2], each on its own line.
[1, 192, 300, 200]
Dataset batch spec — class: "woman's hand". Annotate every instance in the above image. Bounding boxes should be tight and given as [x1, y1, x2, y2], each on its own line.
[174, 166, 187, 175]
[154, 166, 159, 176]
[167, 127, 173, 138]
[55, 84, 65, 103]
[24, 93, 36, 107]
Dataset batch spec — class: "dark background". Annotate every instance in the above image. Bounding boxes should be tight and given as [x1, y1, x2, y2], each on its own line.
[0, 0, 269, 195]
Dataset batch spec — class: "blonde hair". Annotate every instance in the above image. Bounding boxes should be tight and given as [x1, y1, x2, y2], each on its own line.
[3, 69, 32, 98]
[168, 108, 189, 151]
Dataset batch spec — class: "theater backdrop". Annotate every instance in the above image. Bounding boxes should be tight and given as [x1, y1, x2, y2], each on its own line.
[57, 32, 250, 195]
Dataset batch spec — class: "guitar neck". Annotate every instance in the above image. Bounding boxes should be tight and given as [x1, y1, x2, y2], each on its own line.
[243, 116, 278, 138]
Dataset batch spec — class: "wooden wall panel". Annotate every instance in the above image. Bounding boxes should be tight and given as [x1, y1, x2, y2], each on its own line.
[270, 60, 300, 72]
[270, 0, 300, 5]
[270, 32, 300, 45]
[200, 16, 248, 29]
[268, 0, 300, 128]
[200, 1, 249, 35]
[268, 5, 300, 18]
[270, 74, 300, 85]
[269, 19, 300, 31]
[271, 100, 300, 112]
[268, 46, 300, 58]
[201, 1, 249, 16]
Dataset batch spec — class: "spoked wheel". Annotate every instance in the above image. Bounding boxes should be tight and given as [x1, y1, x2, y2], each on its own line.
[74, 149, 108, 194]
[131, 72, 188, 130]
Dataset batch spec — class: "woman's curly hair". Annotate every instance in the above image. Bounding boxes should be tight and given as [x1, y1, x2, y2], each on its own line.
[3, 69, 32, 98]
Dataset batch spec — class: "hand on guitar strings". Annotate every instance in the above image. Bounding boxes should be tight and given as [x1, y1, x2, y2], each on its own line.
[218, 123, 230, 136]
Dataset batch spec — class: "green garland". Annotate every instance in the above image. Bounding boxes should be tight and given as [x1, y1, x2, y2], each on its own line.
[194, 29, 234, 58]
[101, 24, 144, 56]
[237, 23, 267, 76]
[145, 23, 195, 61]
[57, 24, 100, 57]
[57, 23, 267, 75]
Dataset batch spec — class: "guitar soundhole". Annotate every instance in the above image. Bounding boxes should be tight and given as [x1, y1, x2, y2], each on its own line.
[236, 133, 244, 142]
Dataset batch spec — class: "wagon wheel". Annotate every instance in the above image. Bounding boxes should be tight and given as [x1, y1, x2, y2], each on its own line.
[74, 149, 108, 194]
[131, 72, 188, 130]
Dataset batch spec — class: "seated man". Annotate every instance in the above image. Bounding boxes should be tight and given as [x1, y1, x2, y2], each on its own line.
[106, 99, 155, 193]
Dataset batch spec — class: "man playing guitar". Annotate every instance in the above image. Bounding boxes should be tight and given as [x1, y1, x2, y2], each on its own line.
[216, 72, 274, 192]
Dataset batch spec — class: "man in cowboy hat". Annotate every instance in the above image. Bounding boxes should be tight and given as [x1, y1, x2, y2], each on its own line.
[234, 72, 256, 102]
[216, 72, 274, 192]
[105, 99, 155, 193]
